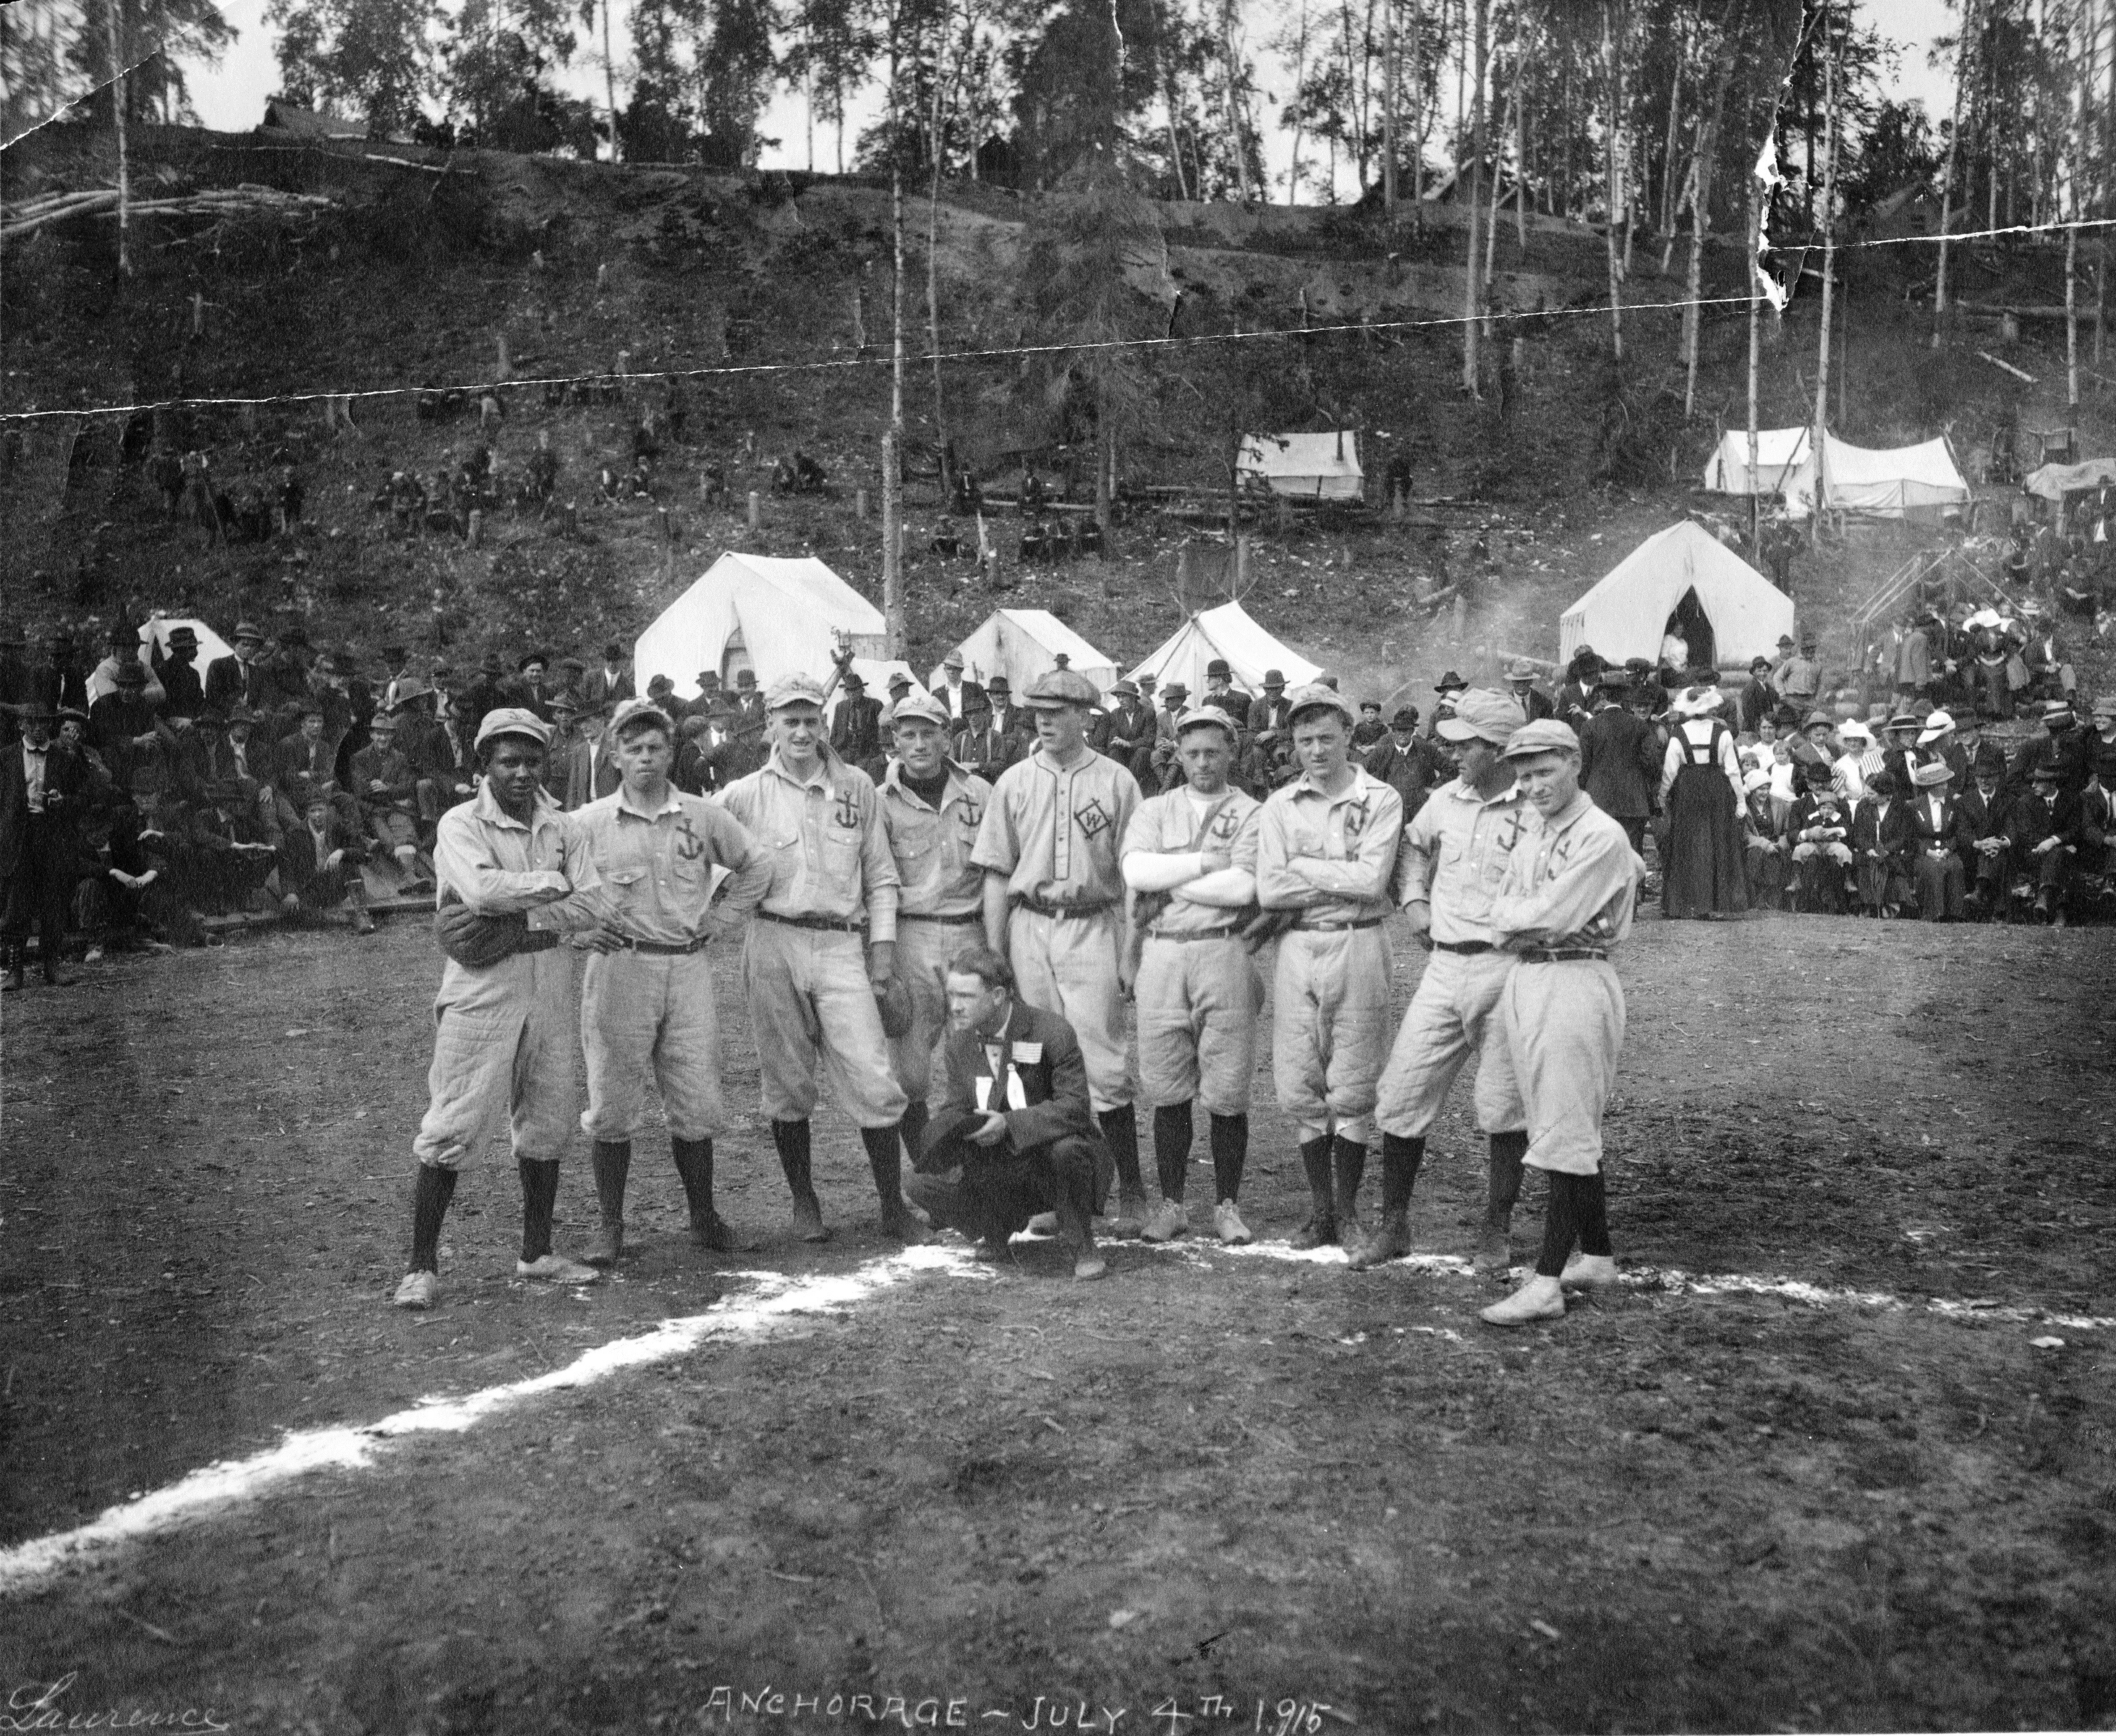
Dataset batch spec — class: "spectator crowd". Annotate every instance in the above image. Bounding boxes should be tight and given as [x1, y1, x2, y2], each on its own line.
[3, 589, 2113, 991]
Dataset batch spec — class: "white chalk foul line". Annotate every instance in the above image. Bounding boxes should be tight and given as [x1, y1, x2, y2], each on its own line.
[0, 1244, 990, 1596]
[1202, 1238, 2116, 1329]
[7, 1238, 2104, 1596]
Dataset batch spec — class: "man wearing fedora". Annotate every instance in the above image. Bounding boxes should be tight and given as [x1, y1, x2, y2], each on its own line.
[156, 626, 208, 720]
[1, 701, 88, 990]
[205, 621, 268, 718]
[935, 650, 985, 726]
[350, 708, 434, 893]
[1505, 659, 1555, 723]
[1247, 669, 1293, 739]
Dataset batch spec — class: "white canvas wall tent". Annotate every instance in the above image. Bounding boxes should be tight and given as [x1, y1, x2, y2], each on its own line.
[1559, 522, 1795, 670]
[1701, 427, 1810, 495]
[1237, 432, 1364, 501]
[635, 554, 887, 702]
[927, 610, 1119, 700]
[1127, 601, 1321, 697]
[1705, 428, 1971, 520]
[2023, 457, 2116, 502]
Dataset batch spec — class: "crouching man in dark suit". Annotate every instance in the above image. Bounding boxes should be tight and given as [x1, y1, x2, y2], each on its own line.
[912, 945, 1115, 1280]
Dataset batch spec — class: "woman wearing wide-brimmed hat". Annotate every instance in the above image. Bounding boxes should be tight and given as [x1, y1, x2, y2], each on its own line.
[1657, 684, 1749, 920]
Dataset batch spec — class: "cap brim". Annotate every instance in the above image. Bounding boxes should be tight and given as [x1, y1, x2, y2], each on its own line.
[1434, 718, 1483, 742]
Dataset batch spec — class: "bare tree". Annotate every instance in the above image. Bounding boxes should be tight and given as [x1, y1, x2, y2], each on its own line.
[1811, 6, 1837, 545]
[1461, 0, 1486, 392]
[1603, 0, 1626, 362]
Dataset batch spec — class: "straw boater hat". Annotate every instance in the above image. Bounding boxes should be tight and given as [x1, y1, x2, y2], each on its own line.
[1911, 760, 1955, 788]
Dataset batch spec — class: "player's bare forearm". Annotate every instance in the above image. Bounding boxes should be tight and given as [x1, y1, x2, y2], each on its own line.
[981, 872, 1011, 954]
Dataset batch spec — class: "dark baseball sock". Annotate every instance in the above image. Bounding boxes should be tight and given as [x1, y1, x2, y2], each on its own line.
[1298, 1134, 1334, 1222]
[771, 1118, 816, 1199]
[409, 1164, 458, 1274]
[861, 1124, 903, 1202]
[1332, 1135, 1367, 1220]
[1152, 1102, 1193, 1200]
[1536, 1173, 1584, 1279]
[670, 1136, 714, 1219]
[1575, 1170, 1612, 1258]
[590, 1139, 631, 1227]
[1487, 1130, 1528, 1219]
[1378, 1133, 1425, 1214]
[1209, 1112, 1247, 1202]
[518, 1158, 559, 1262]
[898, 1099, 930, 1168]
[1099, 1104, 1144, 1198]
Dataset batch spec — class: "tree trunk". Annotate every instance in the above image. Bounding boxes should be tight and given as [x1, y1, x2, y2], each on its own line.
[1811, 22, 1837, 546]
[1461, 0, 1487, 393]
[1095, 375, 1113, 552]
[1288, 0, 1309, 200]
[884, 59, 906, 658]
[1683, 0, 1743, 419]
[1659, 7, 1687, 237]
[108, 0, 129, 281]
[603, 0, 619, 161]
[1382, 0, 1397, 219]
[1514, 2, 1528, 247]
[1223, 0, 1254, 201]
[929, 28, 953, 503]
[1603, 0, 1624, 363]
[1934, 0, 1974, 342]
[1408, 0, 1427, 225]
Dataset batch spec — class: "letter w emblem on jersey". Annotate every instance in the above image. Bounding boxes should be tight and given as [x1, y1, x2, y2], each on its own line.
[1074, 798, 1111, 838]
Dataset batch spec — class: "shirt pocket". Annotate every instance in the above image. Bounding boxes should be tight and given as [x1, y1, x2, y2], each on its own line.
[822, 823, 863, 879]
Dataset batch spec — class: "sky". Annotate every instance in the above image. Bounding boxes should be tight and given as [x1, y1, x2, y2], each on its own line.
[179, 0, 1960, 195]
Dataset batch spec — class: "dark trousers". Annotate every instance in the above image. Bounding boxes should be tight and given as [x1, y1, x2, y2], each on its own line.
[909, 1135, 1102, 1249]
[2, 817, 75, 958]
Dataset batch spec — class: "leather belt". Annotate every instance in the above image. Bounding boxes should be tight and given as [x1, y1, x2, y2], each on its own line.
[1145, 924, 1240, 943]
[757, 909, 867, 935]
[1516, 947, 1608, 963]
[899, 910, 982, 924]
[1014, 896, 1116, 919]
[619, 935, 708, 956]
[1295, 916, 1384, 932]
[1430, 938, 1495, 954]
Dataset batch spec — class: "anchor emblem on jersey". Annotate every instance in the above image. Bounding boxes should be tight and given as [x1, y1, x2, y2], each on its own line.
[674, 816, 707, 862]
[1342, 799, 1369, 844]
[833, 789, 862, 830]
[959, 798, 982, 829]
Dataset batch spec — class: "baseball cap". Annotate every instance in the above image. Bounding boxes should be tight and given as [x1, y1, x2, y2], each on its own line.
[610, 696, 674, 736]
[765, 673, 829, 711]
[1283, 683, 1354, 728]
[1500, 719, 1582, 760]
[889, 693, 951, 728]
[1023, 668, 1102, 709]
[1175, 705, 1239, 739]
[475, 706, 553, 749]
[1436, 688, 1526, 745]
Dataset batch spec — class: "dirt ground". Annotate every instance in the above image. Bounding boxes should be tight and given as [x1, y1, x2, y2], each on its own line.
[2, 910, 2114, 1734]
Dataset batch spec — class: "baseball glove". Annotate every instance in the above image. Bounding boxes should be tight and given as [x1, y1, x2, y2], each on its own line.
[433, 901, 557, 967]
[1237, 905, 1299, 953]
[874, 971, 914, 1039]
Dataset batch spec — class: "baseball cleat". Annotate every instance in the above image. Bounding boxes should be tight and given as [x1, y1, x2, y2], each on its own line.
[1558, 1253, 1620, 1292]
[1346, 1209, 1410, 1272]
[1142, 1198, 1188, 1243]
[516, 1254, 600, 1284]
[1480, 1275, 1568, 1327]
[1212, 1200, 1253, 1245]
[690, 1211, 745, 1252]
[392, 1271, 441, 1310]
[789, 1194, 834, 1243]
[1288, 1214, 1337, 1251]
[584, 1222, 624, 1269]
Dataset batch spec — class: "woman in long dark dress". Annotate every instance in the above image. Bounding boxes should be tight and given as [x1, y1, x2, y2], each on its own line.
[1659, 686, 1750, 919]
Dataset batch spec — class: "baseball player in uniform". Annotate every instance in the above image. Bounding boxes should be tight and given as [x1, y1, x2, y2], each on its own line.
[572, 698, 773, 1267]
[392, 708, 611, 1310]
[1120, 706, 1263, 1244]
[1477, 718, 1646, 1327]
[1356, 688, 1532, 1274]
[878, 692, 993, 1170]
[973, 666, 1149, 1233]
[1256, 684, 1406, 1248]
[718, 673, 921, 1245]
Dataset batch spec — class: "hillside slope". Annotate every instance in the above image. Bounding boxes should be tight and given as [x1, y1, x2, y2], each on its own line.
[3, 123, 2109, 703]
